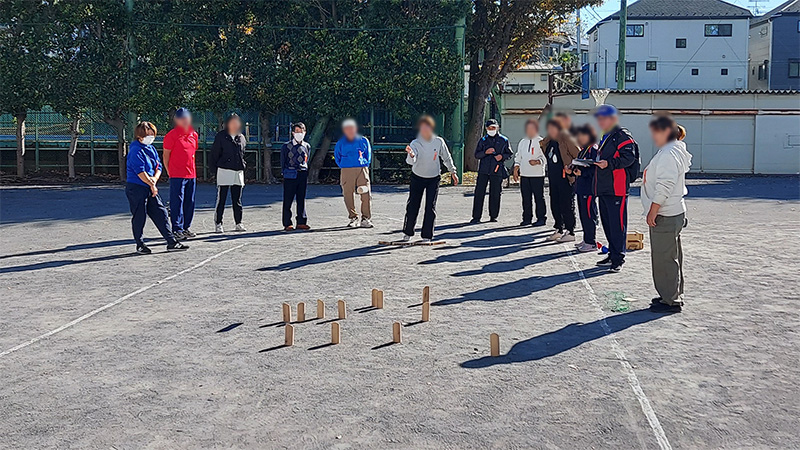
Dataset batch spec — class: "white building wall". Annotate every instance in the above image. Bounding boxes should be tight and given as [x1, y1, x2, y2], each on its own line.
[589, 18, 750, 90]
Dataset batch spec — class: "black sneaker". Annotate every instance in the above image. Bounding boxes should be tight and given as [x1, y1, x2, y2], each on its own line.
[608, 263, 623, 273]
[167, 242, 190, 251]
[519, 221, 532, 227]
[651, 297, 663, 305]
[650, 302, 682, 313]
[489, 217, 498, 222]
[532, 219, 547, 227]
[596, 256, 613, 267]
[184, 228, 197, 238]
[136, 243, 152, 255]
[469, 218, 481, 224]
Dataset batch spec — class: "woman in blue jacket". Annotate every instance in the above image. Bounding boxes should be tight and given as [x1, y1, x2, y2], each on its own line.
[125, 122, 189, 254]
[572, 125, 599, 253]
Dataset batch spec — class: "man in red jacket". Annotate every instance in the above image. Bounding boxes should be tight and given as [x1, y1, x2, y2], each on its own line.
[592, 105, 640, 273]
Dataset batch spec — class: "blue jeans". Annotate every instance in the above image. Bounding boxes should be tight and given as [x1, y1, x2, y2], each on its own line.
[125, 183, 176, 246]
[169, 178, 196, 232]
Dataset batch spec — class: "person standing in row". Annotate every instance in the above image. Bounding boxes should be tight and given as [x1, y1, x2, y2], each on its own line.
[163, 107, 198, 240]
[209, 113, 247, 233]
[125, 121, 188, 254]
[334, 119, 373, 228]
[400, 115, 458, 243]
[542, 119, 579, 242]
[281, 122, 311, 231]
[642, 115, 691, 313]
[593, 105, 640, 273]
[470, 119, 512, 224]
[512, 119, 547, 227]
[572, 124, 599, 252]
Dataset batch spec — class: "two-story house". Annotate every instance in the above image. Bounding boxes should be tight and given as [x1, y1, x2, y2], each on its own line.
[749, 0, 800, 90]
[587, 0, 752, 90]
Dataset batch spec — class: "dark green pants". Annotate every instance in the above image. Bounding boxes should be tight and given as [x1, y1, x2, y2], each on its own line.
[649, 213, 685, 306]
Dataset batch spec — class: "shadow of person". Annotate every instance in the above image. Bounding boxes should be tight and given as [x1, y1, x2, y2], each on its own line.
[257, 245, 393, 271]
[461, 309, 664, 369]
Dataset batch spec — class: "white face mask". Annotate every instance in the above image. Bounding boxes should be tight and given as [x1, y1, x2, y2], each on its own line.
[142, 136, 155, 145]
[487, 129, 498, 137]
[293, 132, 306, 142]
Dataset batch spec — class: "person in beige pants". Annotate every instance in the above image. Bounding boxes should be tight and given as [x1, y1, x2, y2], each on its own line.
[334, 119, 373, 228]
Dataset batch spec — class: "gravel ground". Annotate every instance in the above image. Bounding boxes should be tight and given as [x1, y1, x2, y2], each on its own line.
[1, 177, 799, 449]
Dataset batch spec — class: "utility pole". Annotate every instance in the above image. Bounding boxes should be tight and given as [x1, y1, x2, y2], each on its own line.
[617, 0, 627, 90]
[576, 8, 582, 65]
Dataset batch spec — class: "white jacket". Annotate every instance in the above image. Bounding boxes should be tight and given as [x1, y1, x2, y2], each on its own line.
[641, 140, 692, 217]
[514, 136, 546, 177]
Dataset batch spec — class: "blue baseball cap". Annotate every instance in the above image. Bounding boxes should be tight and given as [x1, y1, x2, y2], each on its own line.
[593, 104, 618, 117]
[174, 107, 191, 119]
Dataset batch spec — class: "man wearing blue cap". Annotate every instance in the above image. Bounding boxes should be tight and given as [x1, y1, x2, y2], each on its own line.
[470, 119, 513, 223]
[163, 107, 198, 240]
[592, 105, 640, 273]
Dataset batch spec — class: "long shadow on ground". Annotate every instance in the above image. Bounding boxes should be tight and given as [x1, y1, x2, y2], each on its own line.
[461, 309, 665, 368]
[258, 244, 393, 271]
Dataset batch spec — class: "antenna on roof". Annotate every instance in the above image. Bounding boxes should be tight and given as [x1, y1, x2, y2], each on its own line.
[748, 0, 763, 15]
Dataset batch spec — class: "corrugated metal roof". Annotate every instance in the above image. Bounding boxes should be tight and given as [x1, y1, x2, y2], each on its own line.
[499, 87, 800, 95]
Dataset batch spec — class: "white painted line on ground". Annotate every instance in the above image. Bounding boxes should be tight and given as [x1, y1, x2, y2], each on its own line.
[563, 245, 673, 450]
[0, 244, 246, 360]
[371, 213, 404, 223]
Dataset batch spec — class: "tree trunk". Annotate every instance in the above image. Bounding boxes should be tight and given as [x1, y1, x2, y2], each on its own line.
[259, 113, 276, 184]
[68, 116, 80, 180]
[308, 134, 332, 184]
[464, 71, 493, 172]
[14, 112, 26, 177]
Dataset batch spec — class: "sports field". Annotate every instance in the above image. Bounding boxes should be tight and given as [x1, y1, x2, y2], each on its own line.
[1, 177, 799, 449]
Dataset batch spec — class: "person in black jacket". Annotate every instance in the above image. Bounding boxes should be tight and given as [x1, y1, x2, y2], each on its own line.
[280, 122, 311, 231]
[470, 119, 513, 223]
[592, 105, 640, 272]
[209, 113, 247, 233]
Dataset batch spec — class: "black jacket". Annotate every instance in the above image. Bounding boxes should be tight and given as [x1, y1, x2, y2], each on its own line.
[475, 134, 512, 177]
[209, 131, 246, 172]
[593, 126, 640, 197]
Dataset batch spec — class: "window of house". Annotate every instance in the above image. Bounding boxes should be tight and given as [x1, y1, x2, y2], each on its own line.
[705, 24, 733, 36]
[646, 61, 657, 71]
[616, 62, 637, 82]
[721, 68, 728, 75]
[626, 24, 644, 37]
[761, 60, 770, 80]
[593, 63, 598, 73]
[540, 74, 548, 81]
[789, 60, 800, 78]
[676, 38, 687, 48]
[691, 68, 699, 76]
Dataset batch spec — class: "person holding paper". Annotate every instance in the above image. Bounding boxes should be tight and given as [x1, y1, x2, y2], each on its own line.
[512, 119, 546, 227]
[572, 125, 599, 252]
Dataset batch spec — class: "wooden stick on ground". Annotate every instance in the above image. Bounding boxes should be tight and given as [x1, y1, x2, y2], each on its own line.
[297, 302, 305, 322]
[422, 286, 430, 304]
[490, 333, 500, 357]
[331, 322, 340, 344]
[282, 303, 291, 324]
[285, 324, 294, 346]
[392, 322, 402, 343]
[376, 290, 384, 309]
[422, 302, 430, 322]
[317, 300, 325, 319]
[338, 300, 347, 319]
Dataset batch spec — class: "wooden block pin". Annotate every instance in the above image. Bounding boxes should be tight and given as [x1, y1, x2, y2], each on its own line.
[331, 322, 340, 345]
[285, 324, 294, 346]
[338, 300, 347, 319]
[375, 290, 384, 309]
[392, 322, 402, 343]
[371, 289, 378, 307]
[282, 303, 291, 324]
[490, 333, 500, 357]
[317, 300, 325, 319]
[422, 286, 430, 304]
[297, 302, 305, 322]
[422, 302, 430, 322]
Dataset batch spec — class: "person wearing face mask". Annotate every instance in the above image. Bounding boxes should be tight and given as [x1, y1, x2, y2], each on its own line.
[400, 115, 459, 243]
[512, 118, 547, 227]
[281, 122, 311, 231]
[470, 119, 512, 224]
[163, 107, 198, 241]
[209, 113, 247, 233]
[125, 121, 189, 254]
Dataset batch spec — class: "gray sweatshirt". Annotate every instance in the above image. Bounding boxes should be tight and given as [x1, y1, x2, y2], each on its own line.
[406, 135, 456, 178]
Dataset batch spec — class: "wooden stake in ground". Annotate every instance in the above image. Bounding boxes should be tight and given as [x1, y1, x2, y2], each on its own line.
[376, 290, 384, 309]
[392, 322, 402, 343]
[331, 322, 340, 344]
[490, 333, 500, 357]
[317, 300, 325, 319]
[371, 289, 378, 307]
[422, 302, 430, 322]
[297, 302, 305, 322]
[338, 300, 347, 319]
[422, 285, 430, 304]
[282, 303, 291, 324]
[285, 324, 294, 346]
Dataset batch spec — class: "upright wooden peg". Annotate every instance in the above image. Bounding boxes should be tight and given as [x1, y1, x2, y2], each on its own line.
[282, 303, 291, 324]
[285, 324, 294, 346]
[376, 290, 384, 309]
[371, 289, 378, 307]
[317, 300, 325, 319]
[331, 322, 340, 344]
[297, 302, 305, 322]
[422, 285, 430, 304]
[338, 300, 347, 319]
[422, 302, 430, 322]
[392, 322, 402, 343]
[490, 333, 500, 357]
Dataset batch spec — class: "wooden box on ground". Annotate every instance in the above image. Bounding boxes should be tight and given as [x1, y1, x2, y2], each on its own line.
[626, 231, 644, 251]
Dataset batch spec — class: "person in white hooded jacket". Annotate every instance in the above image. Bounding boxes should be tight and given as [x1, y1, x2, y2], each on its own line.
[642, 115, 692, 313]
[512, 119, 547, 227]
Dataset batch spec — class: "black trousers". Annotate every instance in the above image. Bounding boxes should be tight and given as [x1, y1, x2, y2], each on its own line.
[577, 193, 598, 245]
[125, 182, 176, 246]
[215, 184, 243, 224]
[519, 176, 546, 223]
[548, 175, 576, 233]
[599, 195, 628, 266]
[472, 173, 503, 221]
[403, 173, 440, 239]
[283, 171, 309, 227]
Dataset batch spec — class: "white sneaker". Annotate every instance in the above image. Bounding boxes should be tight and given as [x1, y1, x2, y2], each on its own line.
[215, 223, 224, 233]
[401, 234, 412, 242]
[576, 242, 595, 252]
[546, 231, 563, 241]
[235, 223, 246, 232]
[360, 218, 374, 228]
[557, 233, 576, 243]
[419, 238, 431, 244]
[347, 218, 360, 228]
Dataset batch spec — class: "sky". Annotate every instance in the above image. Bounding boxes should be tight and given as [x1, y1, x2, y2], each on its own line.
[580, 0, 788, 28]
